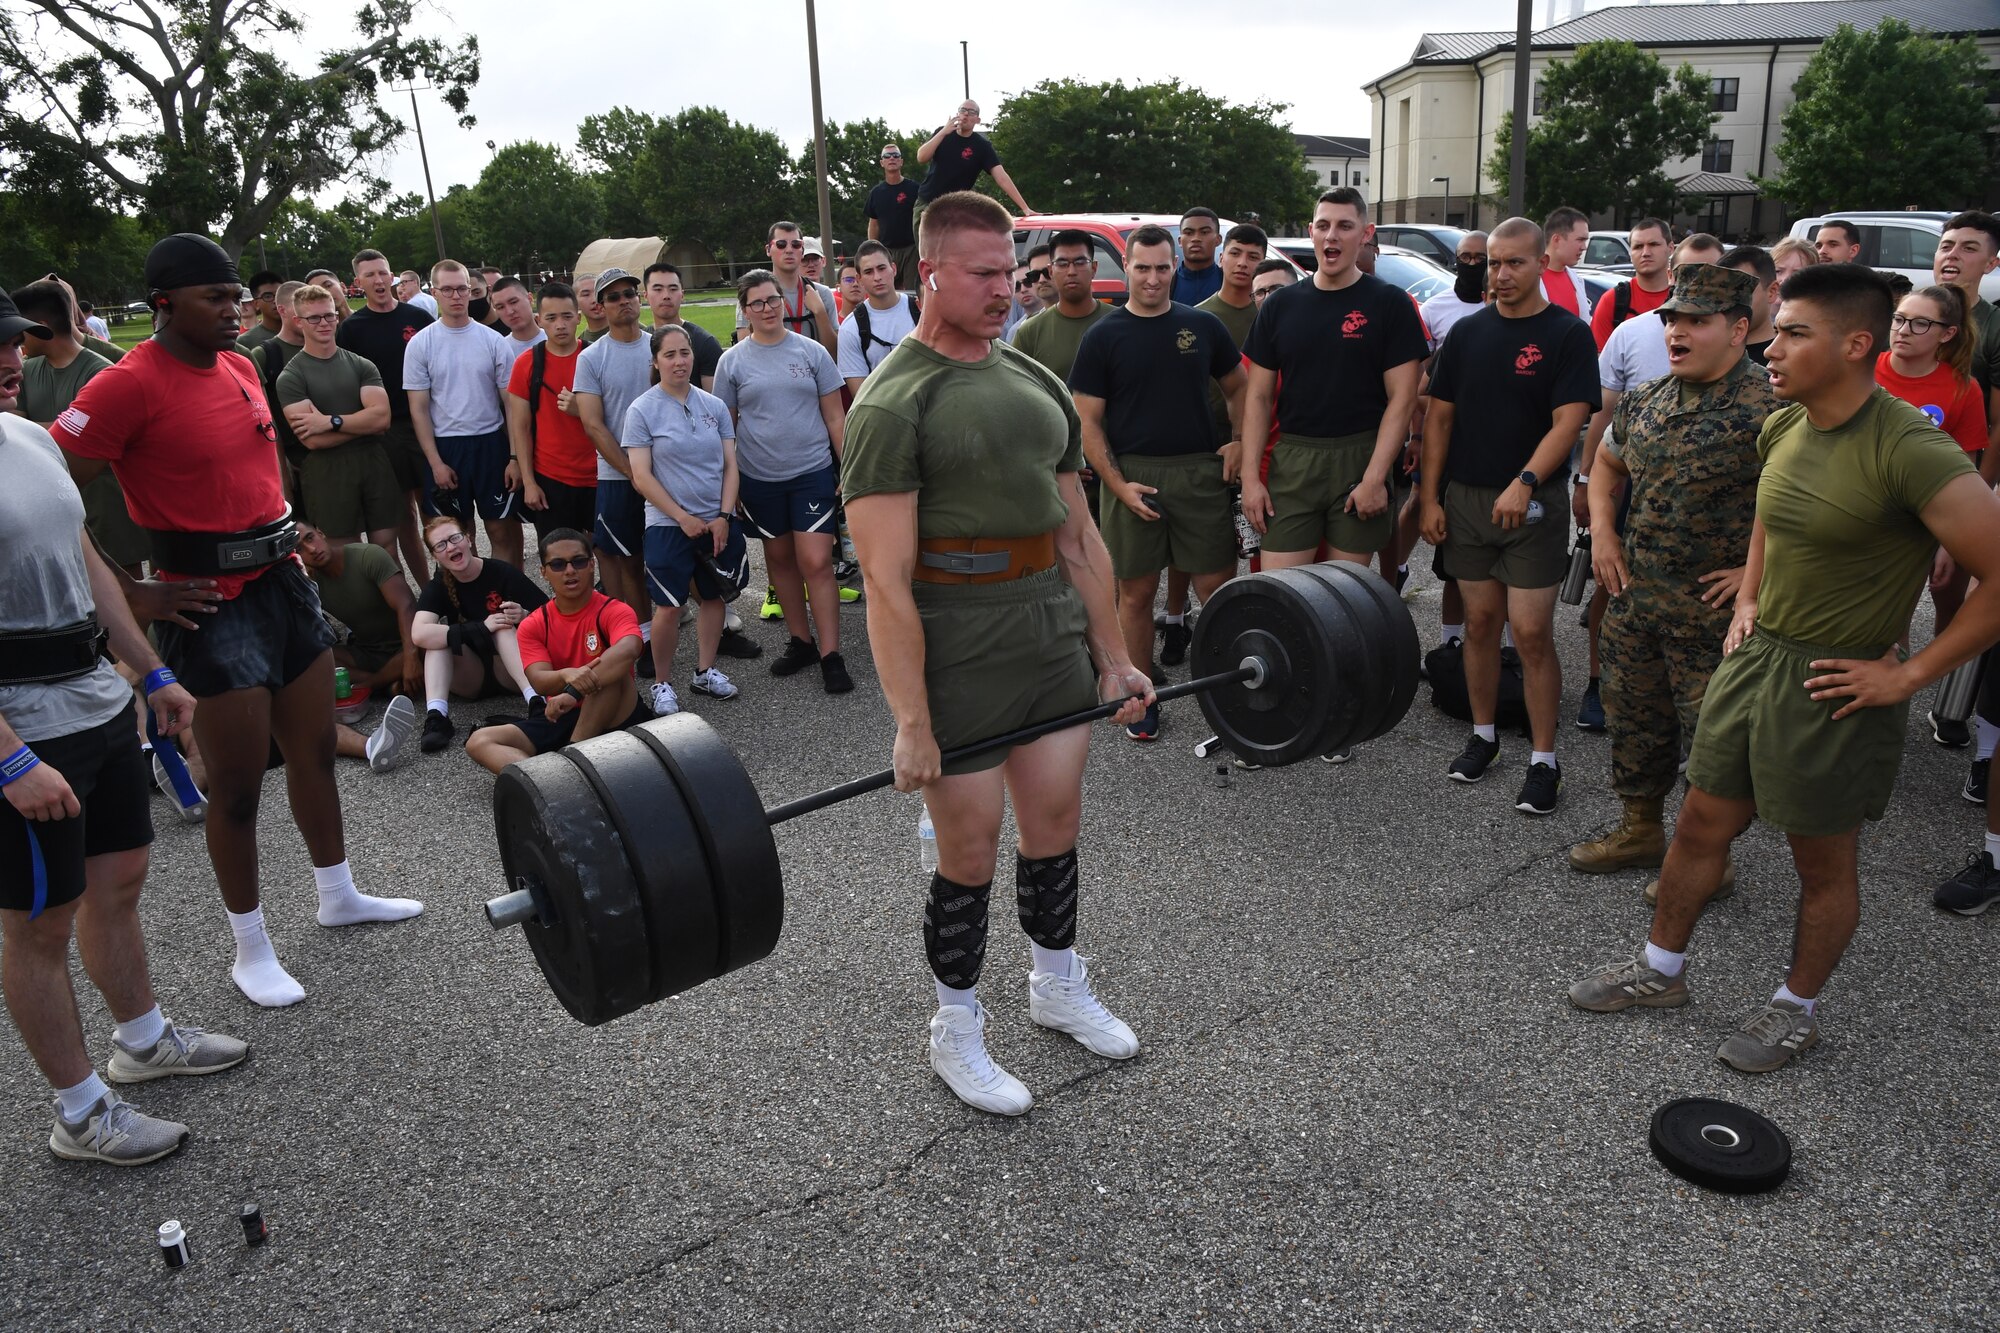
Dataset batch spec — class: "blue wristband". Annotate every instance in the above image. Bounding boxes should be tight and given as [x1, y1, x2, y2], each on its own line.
[143, 667, 177, 696]
[0, 746, 40, 787]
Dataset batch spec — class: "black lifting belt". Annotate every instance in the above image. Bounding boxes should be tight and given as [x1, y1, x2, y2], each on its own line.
[0, 620, 111, 686]
[147, 513, 299, 577]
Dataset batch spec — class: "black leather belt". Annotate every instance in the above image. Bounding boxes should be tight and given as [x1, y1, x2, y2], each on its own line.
[146, 513, 298, 576]
[0, 619, 111, 686]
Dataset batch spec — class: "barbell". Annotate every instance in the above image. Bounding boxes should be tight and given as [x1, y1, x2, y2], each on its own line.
[484, 563, 1420, 1026]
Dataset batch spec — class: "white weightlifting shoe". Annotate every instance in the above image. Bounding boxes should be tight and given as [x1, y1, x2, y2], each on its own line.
[929, 1003, 1032, 1116]
[1028, 957, 1139, 1059]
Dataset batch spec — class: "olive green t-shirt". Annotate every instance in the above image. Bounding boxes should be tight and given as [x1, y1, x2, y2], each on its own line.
[1196, 292, 1256, 441]
[1969, 297, 1999, 405]
[1754, 388, 1974, 650]
[312, 542, 404, 656]
[842, 337, 1084, 539]
[20, 349, 112, 423]
[275, 346, 384, 417]
[82, 334, 124, 364]
[1010, 302, 1110, 383]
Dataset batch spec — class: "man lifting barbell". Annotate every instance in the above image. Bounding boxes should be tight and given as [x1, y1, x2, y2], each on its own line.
[841, 191, 1153, 1116]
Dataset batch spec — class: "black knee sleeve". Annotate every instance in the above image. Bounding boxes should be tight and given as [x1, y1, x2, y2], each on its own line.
[924, 872, 991, 989]
[1015, 848, 1079, 951]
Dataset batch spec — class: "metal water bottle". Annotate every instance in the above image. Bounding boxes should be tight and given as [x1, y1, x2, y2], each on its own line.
[1560, 531, 1593, 605]
[1935, 655, 1982, 726]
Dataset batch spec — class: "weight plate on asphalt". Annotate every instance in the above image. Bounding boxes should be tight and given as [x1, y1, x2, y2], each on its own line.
[631, 714, 785, 974]
[565, 729, 722, 1002]
[494, 752, 653, 1026]
[1649, 1097, 1792, 1194]
[1189, 571, 1339, 766]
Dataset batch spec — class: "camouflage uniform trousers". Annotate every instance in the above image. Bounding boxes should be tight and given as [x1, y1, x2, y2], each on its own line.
[1600, 599, 1725, 802]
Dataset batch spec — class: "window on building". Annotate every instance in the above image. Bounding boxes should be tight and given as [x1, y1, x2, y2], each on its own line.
[1351, 171, 1362, 186]
[1711, 77, 1739, 112]
[1531, 80, 1546, 116]
[1702, 139, 1734, 173]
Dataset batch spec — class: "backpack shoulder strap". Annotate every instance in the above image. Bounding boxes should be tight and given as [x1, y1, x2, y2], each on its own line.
[854, 302, 877, 370]
[1613, 281, 1633, 327]
[525, 343, 548, 445]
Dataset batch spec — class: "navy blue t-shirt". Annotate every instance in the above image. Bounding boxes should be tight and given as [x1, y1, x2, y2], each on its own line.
[919, 132, 1000, 201]
[1067, 304, 1241, 457]
[1171, 263, 1224, 306]
[1242, 273, 1427, 438]
[1426, 303, 1600, 487]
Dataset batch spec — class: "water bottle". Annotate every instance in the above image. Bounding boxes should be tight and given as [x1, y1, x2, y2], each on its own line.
[1559, 531, 1592, 605]
[917, 807, 938, 872]
[333, 666, 351, 700]
[1525, 500, 1546, 525]
[1234, 508, 1260, 559]
[1935, 655, 1982, 725]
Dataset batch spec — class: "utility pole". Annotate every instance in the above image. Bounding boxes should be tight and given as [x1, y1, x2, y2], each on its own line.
[805, 0, 834, 260]
[961, 42, 970, 100]
[395, 80, 448, 264]
[1508, 0, 1531, 217]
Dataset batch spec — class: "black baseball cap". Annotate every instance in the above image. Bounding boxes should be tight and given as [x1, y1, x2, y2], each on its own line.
[0, 288, 52, 342]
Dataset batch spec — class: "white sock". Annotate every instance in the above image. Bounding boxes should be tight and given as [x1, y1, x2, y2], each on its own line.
[1163, 614, 1184, 626]
[1502, 627, 1514, 649]
[228, 907, 304, 1007]
[725, 611, 743, 632]
[56, 1072, 111, 1122]
[936, 982, 977, 1012]
[1774, 982, 1816, 1014]
[1985, 831, 2000, 864]
[1473, 723, 1496, 743]
[1031, 945, 1079, 980]
[521, 682, 538, 703]
[1978, 717, 1999, 761]
[1441, 622, 1464, 646]
[1531, 750, 1557, 769]
[113, 1005, 166, 1051]
[641, 622, 652, 642]
[315, 859, 424, 927]
[1643, 940, 1685, 977]
[427, 699, 449, 717]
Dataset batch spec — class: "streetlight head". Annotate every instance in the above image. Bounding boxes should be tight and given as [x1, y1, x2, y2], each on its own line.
[1432, 176, 1449, 183]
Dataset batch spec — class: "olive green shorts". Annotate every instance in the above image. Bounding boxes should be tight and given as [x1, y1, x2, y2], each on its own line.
[1433, 478, 1570, 589]
[1685, 627, 1908, 837]
[913, 565, 1098, 776]
[302, 440, 405, 537]
[83, 470, 150, 569]
[1102, 451, 1237, 580]
[1263, 431, 1389, 556]
[379, 419, 428, 494]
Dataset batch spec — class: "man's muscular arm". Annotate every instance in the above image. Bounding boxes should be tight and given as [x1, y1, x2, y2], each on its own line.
[844, 491, 935, 789]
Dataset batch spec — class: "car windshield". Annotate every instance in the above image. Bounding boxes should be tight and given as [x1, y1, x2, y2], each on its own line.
[1373, 253, 1452, 302]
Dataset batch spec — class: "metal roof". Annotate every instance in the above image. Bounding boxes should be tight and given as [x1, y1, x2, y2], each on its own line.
[1412, 30, 1514, 61]
[1674, 171, 1762, 196]
[1295, 133, 1371, 158]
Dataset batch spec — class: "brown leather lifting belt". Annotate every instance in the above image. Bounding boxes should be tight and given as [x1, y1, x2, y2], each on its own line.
[911, 533, 1058, 585]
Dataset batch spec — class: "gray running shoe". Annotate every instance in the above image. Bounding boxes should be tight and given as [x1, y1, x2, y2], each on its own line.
[1568, 954, 1690, 1012]
[366, 695, 420, 773]
[106, 1022, 250, 1084]
[1716, 998, 1819, 1073]
[49, 1092, 188, 1166]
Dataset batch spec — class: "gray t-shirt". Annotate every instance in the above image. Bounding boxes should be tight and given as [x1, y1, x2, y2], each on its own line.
[621, 385, 734, 524]
[713, 333, 842, 482]
[403, 319, 513, 437]
[575, 331, 654, 483]
[734, 278, 840, 347]
[0, 417, 132, 742]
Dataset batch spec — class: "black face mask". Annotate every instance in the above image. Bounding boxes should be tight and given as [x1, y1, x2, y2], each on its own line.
[469, 297, 491, 323]
[1454, 258, 1487, 304]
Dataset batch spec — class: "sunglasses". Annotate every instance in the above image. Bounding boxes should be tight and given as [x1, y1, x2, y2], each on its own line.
[600, 288, 640, 303]
[771, 239, 803, 250]
[543, 555, 592, 572]
[881, 150, 902, 159]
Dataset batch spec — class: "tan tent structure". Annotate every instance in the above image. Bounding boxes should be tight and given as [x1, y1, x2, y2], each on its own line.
[572, 236, 722, 288]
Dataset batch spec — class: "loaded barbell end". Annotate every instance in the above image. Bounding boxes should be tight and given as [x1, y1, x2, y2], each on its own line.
[484, 887, 542, 931]
[1238, 655, 1268, 690]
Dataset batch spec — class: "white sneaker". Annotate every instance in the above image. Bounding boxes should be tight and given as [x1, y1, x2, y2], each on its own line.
[150, 753, 206, 823]
[928, 1004, 1032, 1116]
[691, 666, 739, 699]
[1028, 958, 1139, 1059]
[678, 602, 697, 626]
[366, 695, 420, 773]
[650, 681, 680, 716]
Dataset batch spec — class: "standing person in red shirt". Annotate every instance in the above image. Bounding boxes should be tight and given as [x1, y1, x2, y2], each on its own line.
[1540, 206, 1594, 323]
[50, 233, 422, 1009]
[1591, 219, 1674, 351]
[464, 528, 649, 774]
[506, 282, 598, 540]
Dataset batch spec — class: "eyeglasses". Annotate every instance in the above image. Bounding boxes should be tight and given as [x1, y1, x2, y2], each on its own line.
[958, 106, 978, 115]
[880, 150, 902, 159]
[744, 295, 786, 312]
[1050, 256, 1093, 271]
[601, 288, 640, 303]
[429, 532, 468, 553]
[1891, 313, 1947, 334]
[434, 284, 470, 296]
[299, 312, 339, 324]
[1253, 286, 1285, 301]
[771, 239, 803, 250]
[1455, 253, 1484, 265]
[543, 555, 592, 572]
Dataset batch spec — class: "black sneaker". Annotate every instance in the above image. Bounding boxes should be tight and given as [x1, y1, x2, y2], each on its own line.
[1447, 733, 1500, 783]
[1515, 761, 1562, 816]
[1932, 710, 1972, 748]
[820, 651, 854, 694]
[716, 627, 764, 659]
[1967, 758, 1989, 806]
[419, 709, 454, 753]
[636, 650, 656, 679]
[833, 558, 859, 581]
[1935, 851, 2000, 916]
[1147, 660, 1168, 687]
[1160, 621, 1191, 666]
[770, 635, 821, 677]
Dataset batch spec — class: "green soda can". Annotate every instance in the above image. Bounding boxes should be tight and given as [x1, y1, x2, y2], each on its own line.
[333, 667, 351, 700]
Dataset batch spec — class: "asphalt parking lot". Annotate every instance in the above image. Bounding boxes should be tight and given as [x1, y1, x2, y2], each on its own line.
[3, 549, 1995, 1332]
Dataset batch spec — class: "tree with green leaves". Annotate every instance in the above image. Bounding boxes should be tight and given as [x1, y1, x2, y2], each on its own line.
[787, 118, 931, 250]
[366, 188, 472, 274]
[260, 196, 377, 278]
[1760, 19, 1997, 214]
[1485, 41, 1715, 223]
[988, 79, 1315, 228]
[0, 0, 478, 261]
[577, 106, 797, 265]
[461, 141, 601, 275]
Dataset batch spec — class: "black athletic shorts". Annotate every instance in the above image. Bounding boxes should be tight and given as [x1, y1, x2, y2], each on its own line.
[154, 560, 336, 697]
[531, 473, 598, 538]
[0, 701, 154, 916]
[512, 694, 651, 757]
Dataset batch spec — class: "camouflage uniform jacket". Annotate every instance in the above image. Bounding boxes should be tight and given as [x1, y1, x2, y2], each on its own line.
[1604, 354, 1775, 631]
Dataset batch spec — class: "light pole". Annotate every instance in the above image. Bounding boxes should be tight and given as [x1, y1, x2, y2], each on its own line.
[961, 41, 970, 100]
[393, 80, 447, 265]
[803, 0, 834, 261]
[1432, 175, 1452, 226]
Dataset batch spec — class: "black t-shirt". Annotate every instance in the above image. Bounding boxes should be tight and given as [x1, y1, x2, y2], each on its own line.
[1747, 338, 1771, 367]
[918, 132, 1000, 201]
[337, 302, 434, 422]
[415, 557, 547, 625]
[1242, 273, 1428, 438]
[685, 322, 724, 385]
[1426, 304, 1601, 488]
[866, 180, 919, 248]
[1067, 304, 1241, 457]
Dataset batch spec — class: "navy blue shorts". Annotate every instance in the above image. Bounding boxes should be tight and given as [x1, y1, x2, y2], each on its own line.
[0, 702, 153, 916]
[738, 464, 839, 541]
[430, 430, 518, 523]
[593, 478, 645, 558]
[155, 560, 336, 698]
[643, 520, 750, 608]
[513, 695, 653, 757]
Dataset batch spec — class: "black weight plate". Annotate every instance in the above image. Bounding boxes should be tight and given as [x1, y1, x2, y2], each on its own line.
[1189, 571, 1340, 766]
[493, 753, 653, 1026]
[631, 714, 785, 974]
[1288, 562, 1421, 749]
[1268, 566, 1380, 754]
[1649, 1097, 1792, 1194]
[565, 729, 721, 1002]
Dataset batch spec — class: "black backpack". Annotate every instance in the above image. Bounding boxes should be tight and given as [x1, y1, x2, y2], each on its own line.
[851, 294, 920, 371]
[523, 343, 549, 444]
[1607, 281, 1637, 333]
[1425, 640, 1531, 733]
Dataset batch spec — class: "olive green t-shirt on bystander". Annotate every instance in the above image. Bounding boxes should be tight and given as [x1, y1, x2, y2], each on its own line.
[1752, 389, 1975, 651]
[1011, 302, 1110, 383]
[275, 346, 384, 418]
[20, 349, 112, 422]
[1196, 292, 1257, 442]
[312, 542, 405, 658]
[83, 334, 124, 364]
[842, 338, 1084, 539]
[1969, 297, 1999, 406]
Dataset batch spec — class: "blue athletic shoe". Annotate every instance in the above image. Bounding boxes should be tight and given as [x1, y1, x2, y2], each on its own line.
[1575, 680, 1605, 732]
[1124, 703, 1161, 743]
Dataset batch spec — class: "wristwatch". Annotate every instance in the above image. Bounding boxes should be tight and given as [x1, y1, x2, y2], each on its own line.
[1517, 468, 1539, 488]
[329, 414, 344, 433]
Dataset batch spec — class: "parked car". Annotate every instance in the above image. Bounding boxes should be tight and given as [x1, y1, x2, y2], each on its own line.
[1267, 237, 1454, 305]
[1013, 212, 1286, 304]
[1570, 266, 1625, 310]
[1582, 231, 1634, 273]
[1790, 212, 2000, 300]
[1372, 224, 1468, 268]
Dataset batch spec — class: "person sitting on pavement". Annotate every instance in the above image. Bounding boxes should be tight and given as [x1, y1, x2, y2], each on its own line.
[296, 522, 425, 773]
[465, 529, 651, 774]
[409, 515, 546, 753]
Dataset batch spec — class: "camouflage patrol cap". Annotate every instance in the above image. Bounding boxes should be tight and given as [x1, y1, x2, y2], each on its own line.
[1658, 262, 1758, 316]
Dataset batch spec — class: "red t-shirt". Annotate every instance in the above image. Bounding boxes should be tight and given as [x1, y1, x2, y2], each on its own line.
[50, 338, 288, 597]
[1543, 269, 1582, 318]
[506, 345, 598, 488]
[1591, 282, 1669, 350]
[517, 591, 641, 674]
[1876, 353, 1989, 453]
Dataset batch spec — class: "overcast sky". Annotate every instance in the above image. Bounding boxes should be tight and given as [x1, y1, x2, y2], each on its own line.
[315, 0, 1520, 202]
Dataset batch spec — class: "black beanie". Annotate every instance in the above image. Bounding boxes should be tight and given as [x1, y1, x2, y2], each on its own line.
[144, 233, 238, 292]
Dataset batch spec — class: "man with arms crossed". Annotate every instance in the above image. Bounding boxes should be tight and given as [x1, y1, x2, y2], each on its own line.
[843, 193, 1147, 1116]
[340, 249, 433, 577]
[277, 283, 399, 553]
